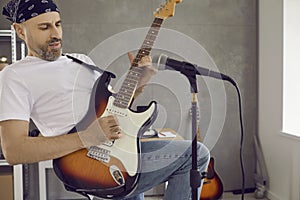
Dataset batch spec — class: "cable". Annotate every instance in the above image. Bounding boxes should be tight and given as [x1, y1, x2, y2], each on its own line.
[224, 77, 245, 200]
[235, 84, 245, 200]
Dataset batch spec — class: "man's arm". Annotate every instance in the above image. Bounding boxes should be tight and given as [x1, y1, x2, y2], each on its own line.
[0, 120, 84, 165]
[0, 116, 122, 165]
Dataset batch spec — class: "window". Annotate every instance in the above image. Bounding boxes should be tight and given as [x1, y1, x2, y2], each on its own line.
[283, 0, 300, 137]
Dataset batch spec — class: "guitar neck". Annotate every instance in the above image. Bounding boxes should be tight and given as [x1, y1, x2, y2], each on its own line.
[131, 18, 164, 67]
[113, 18, 164, 109]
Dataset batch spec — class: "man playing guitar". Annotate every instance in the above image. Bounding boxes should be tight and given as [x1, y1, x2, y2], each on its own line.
[0, 0, 210, 199]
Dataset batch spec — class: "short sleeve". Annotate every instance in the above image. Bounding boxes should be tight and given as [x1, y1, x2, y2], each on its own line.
[0, 68, 32, 121]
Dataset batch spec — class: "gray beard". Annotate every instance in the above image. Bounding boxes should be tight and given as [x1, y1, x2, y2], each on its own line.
[30, 38, 63, 61]
[34, 46, 62, 61]
[41, 49, 61, 61]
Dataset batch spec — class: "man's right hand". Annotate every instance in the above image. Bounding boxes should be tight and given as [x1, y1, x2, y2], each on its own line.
[78, 115, 122, 148]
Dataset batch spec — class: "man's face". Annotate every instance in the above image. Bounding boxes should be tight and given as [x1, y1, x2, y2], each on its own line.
[19, 12, 63, 61]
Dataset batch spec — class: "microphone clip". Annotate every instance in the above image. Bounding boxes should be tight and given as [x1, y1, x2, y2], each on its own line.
[178, 62, 199, 93]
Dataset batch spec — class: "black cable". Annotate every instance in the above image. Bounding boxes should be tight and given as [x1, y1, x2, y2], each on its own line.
[235, 83, 245, 200]
[224, 77, 245, 200]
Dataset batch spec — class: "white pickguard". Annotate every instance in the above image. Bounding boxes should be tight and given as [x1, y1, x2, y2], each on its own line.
[96, 96, 156, 176]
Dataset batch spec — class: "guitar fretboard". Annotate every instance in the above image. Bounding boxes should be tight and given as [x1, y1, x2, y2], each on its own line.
[113, 18, 163, 109]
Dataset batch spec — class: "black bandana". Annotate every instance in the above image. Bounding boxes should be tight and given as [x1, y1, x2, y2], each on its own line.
[2, 0, 59, 23]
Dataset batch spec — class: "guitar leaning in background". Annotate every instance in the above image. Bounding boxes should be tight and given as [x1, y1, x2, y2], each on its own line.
[196, 111, 224, 200]
[200, 157, 224, 200]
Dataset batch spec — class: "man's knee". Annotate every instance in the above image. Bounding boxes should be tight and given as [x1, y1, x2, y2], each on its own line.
[197, 142, 210, 165]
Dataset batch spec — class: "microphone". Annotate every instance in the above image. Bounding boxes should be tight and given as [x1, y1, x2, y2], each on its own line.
[153, 54, 233, 82]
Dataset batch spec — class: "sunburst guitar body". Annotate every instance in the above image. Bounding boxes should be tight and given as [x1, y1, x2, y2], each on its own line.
[53, 72, 157, 197]
[200, 157, 224, 200]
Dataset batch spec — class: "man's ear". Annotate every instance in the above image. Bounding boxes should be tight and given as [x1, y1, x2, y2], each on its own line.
[13, 23, 25, 40]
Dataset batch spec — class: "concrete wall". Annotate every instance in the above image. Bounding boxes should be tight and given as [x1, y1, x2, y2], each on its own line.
[0, 0, 257, 196]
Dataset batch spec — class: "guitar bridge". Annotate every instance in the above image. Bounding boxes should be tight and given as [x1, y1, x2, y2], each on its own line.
[87, 146, 111, 163]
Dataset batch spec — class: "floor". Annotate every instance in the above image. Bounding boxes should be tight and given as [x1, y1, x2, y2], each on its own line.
[75, 192, 270, 200]
[144, 192, 270, 200]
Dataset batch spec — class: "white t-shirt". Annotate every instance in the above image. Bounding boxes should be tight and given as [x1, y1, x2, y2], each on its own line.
[0, 54, 101, 137]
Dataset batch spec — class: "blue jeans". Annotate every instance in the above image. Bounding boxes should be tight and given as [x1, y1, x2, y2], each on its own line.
[95, 140, 210, 200]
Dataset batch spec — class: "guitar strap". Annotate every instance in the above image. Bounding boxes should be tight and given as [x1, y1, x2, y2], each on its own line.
[65, 54, 105, 74]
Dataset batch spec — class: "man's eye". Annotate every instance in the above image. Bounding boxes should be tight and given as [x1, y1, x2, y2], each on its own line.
[39, 26, 48, 30]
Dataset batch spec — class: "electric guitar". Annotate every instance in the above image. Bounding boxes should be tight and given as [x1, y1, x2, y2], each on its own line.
[200, 157, 224, 200]
[52, 1, 182, 199]
[195, 108, 223, 200]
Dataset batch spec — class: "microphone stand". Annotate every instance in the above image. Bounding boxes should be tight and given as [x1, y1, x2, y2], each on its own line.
[179, 65, 206, 200]
[191, 92, 202, 200]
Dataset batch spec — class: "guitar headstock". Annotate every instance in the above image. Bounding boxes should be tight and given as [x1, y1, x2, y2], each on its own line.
[154, 0, 182, 19]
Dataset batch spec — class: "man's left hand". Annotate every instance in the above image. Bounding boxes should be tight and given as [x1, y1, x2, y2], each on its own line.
[127, 52, 157, 97]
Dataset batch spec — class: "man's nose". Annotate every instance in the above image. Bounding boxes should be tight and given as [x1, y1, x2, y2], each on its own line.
[50, 26, 61, 38]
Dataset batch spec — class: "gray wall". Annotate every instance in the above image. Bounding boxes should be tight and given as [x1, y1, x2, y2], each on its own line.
[0, 0, 257, 197]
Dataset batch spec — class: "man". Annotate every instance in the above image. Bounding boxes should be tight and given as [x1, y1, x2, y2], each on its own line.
[0, 0, 210, 199]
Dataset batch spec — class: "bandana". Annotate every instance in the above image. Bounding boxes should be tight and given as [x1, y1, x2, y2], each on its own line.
[2, 0, 59, 23]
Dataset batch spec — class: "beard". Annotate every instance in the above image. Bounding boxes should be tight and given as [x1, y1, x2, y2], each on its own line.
[31, 38, 62, 61]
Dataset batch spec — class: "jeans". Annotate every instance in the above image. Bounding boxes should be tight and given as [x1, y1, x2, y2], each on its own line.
[94, 140, 210, 200]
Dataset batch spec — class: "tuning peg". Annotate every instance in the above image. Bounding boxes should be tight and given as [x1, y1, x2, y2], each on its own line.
[154, 8, 160, 14]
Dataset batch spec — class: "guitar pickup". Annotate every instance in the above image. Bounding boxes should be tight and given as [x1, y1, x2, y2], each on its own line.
[87, 146, 111, 163]
[106, 108, 127, 117]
